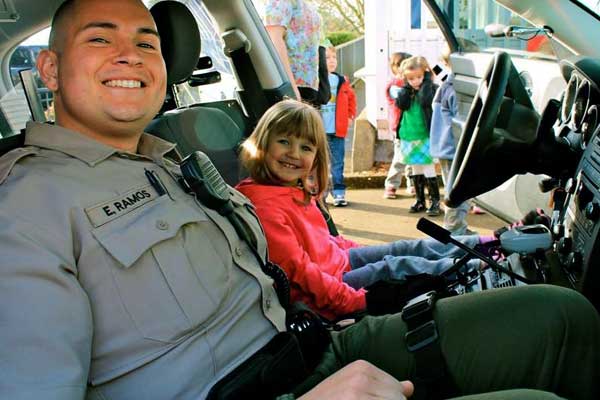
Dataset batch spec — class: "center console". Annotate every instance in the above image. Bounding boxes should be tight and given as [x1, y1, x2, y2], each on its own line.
[560, 128, 600, 309]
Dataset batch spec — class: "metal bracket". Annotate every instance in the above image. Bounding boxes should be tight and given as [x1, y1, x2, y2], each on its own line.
[222, 29, 252, 56]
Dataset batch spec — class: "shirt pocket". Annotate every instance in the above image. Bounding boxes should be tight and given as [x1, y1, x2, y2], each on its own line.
[91, 195, 231, 343]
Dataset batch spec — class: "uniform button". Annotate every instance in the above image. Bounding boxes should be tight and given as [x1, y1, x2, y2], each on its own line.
[235, 247, 243, 256]
[265, 296, 272, 309]
[156, 220, 169, 230]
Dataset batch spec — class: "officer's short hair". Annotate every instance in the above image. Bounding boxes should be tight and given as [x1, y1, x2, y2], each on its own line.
[49, 0, 77, 51]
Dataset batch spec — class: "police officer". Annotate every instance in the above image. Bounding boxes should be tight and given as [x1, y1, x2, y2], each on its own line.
[0, 1, 599, 399]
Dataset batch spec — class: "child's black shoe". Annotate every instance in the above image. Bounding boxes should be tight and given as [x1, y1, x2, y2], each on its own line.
[409, 200, 426, 213]
[426, 200, 441, 216]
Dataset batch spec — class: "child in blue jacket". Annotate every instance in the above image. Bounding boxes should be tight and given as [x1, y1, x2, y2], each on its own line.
[430, 49, 473, 234]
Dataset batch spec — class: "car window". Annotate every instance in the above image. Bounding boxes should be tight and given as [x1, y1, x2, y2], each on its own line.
[145, 0, 238, 106]
[433, 0, 574, 60]
[0, 29, 53, 138]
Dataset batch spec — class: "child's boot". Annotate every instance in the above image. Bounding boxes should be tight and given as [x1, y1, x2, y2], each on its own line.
[425, 177, 441, 216]
[409, 175, 426, 213]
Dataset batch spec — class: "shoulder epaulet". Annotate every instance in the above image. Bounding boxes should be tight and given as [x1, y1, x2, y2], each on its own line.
[0, 147, 38, 185]
[229, 185, 253, 207]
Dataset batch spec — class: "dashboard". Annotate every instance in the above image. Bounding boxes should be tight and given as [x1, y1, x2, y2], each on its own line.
[552, 57, 600, 308]
[559, 66, 600, 150]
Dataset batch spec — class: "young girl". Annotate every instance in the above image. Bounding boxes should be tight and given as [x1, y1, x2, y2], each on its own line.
[395, 56, 441, 216]
[236, 99, 484, 320]
[383, 51, 413, 199]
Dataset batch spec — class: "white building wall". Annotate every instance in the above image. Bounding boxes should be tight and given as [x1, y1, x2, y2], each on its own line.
[361, 0, 394, 137]
[361, 0, 446, 140]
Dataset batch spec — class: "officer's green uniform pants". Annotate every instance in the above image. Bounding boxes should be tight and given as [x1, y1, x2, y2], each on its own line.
[297, 285, 600, 399]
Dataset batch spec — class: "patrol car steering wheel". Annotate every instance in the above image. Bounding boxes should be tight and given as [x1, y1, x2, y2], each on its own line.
[445, 51, 539, 207]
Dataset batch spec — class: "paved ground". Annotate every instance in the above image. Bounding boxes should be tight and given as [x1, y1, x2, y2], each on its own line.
[335, 126, 504, 245]
[326, 188, 504, 246]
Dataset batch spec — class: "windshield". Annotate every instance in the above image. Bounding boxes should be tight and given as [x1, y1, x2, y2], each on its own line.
[433, 0, 574, 60]
[574, 0, 600, 18]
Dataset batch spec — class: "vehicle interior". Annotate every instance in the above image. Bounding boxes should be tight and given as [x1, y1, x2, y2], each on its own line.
[425, 0, 600, 309]
[1, 0, 600, 354]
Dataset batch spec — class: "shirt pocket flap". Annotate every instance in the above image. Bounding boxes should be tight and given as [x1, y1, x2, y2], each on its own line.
[92, 196, 208, 268]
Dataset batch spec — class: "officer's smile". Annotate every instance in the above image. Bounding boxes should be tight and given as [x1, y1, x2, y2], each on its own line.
[103, 79, 145, 88]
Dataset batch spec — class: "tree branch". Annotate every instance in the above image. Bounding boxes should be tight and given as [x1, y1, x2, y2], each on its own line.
[319, 0, 364, 34]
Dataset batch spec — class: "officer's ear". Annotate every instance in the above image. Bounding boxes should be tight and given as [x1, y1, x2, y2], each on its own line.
[37, 49, 59, 92]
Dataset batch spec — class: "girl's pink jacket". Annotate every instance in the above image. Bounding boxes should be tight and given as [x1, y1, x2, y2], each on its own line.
[236, 178, 366, 319]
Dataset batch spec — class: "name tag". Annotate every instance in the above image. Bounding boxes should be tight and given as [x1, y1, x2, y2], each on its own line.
[85, 184, 159, 228]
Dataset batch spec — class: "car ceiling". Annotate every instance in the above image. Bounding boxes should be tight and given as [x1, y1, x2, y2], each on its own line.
[0, 0, 61, 53]
[497, 0, 600, 59]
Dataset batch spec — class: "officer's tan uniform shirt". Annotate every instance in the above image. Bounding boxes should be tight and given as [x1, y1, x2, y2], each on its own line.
[0, 122, 285, 399]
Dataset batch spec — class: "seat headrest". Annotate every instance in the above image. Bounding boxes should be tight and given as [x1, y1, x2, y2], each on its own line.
[150, 1, 201, 85]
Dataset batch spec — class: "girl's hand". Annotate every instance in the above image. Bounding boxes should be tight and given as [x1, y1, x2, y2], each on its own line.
[389, 85, 402, 99]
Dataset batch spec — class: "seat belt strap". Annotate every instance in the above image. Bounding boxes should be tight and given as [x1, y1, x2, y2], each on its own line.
[229, 47, 270, 125]
[402, 291, 457, 400]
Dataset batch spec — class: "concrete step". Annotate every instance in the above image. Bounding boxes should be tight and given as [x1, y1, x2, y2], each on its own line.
[345, 172, 387, 189]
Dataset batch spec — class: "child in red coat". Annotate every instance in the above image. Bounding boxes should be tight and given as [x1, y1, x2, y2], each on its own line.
[320, 45, 356, 206]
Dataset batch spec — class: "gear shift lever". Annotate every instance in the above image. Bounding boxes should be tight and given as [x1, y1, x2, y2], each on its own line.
[416, 218, 534, 284]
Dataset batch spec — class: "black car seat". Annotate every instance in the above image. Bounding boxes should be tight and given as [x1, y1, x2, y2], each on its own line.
[0, 133, 25, 156]
[146, 1, 246, 186]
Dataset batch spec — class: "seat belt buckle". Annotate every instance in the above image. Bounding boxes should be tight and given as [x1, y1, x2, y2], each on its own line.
[405, 320, 439, 352]
[402, 291, 436, 323]
[402, 291, 439, 352]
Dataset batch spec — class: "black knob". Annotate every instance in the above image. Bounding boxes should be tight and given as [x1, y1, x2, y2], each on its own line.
[557, 237, 572, 254]
[539, 178, 558, 193]
[566, 251, 583, 272]
[585, 202, 600, 221]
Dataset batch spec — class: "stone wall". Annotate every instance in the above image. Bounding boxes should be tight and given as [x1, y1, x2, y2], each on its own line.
[350, 108, 376, 173]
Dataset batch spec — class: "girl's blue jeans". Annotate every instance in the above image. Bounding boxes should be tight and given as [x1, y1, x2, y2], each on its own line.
[343, 235, 481, 288]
